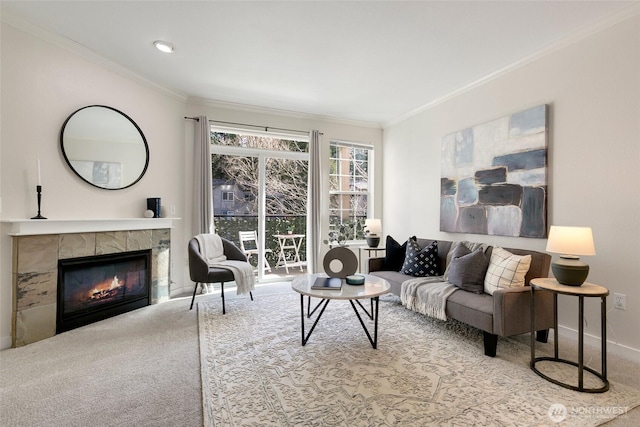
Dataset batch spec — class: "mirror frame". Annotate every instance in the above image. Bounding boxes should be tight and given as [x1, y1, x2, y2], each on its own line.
[60, 105, 150, 190]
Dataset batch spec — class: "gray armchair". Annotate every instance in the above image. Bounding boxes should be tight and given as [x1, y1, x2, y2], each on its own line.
[188, 237, 254, 313]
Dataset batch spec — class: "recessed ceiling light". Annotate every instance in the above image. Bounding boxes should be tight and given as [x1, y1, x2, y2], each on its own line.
[153, 40, 175, 53]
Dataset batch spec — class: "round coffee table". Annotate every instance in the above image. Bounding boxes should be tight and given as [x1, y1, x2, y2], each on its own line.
[291, 273, 390, 349]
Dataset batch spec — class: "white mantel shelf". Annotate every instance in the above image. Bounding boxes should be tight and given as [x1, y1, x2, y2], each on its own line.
[1, 218, 178, 236]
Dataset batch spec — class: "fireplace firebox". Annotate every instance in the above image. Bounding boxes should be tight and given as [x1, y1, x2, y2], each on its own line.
[57, 250, 151, 333]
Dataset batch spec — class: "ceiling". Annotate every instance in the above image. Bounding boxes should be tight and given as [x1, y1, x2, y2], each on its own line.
[1, 1, 636, 125]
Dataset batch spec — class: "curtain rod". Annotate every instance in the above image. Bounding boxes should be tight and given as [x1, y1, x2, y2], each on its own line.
[184, 116, 321, 135]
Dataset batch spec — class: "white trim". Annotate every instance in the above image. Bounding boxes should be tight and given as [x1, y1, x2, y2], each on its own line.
[330, 139, 374, 150]
[189, 97, 382, 129]
[328, 140, 374, 224]
[210, 124, 309, 142]
[212, 144, 309, 162]
[0, 335, 12, 351]
[557, 325, 640, 364]
[258, 155, 267, 279]
[1, 218, 177, 236]
[385, 3, 640, 128]
[211, 132, 310, 280]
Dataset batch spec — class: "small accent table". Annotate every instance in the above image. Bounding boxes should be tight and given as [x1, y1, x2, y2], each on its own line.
[273, 234, 306, 274]
[358, 246, 386, 273]
[530, 278, 609, 393]
[291, 274, 390, 349]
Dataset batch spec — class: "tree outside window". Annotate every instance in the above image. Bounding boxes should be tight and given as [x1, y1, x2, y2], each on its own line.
[211, 132, 308, 216]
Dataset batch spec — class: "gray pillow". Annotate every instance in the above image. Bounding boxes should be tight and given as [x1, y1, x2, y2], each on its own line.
[443, 240, 489, 281]
[447, 245, 489, 294]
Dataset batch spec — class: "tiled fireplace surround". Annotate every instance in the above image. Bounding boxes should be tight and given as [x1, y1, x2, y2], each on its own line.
[7, 219, 172, 347]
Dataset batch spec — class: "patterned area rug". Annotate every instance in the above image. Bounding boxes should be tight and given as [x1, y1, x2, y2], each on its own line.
[198, 291, 640, 426]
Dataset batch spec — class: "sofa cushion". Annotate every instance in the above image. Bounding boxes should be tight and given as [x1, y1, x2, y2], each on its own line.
[369, 270, 409, 295]
[446, 290, 494, 332]
[383, 235, 415, 271]
[447, 245, 489, 294]
[484, 247, 531, 295]
[400, 238, 439, 277]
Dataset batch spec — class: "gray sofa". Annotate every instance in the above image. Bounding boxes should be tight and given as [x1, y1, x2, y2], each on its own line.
[368, 238, 554, 357]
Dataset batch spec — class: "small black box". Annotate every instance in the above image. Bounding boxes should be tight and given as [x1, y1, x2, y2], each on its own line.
[146, 198, 161, 218]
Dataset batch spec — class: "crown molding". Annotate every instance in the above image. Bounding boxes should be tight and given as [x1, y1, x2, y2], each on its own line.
[384, 3, 640, 128]
[187, 97, 382, 130]
[1, 12, 187, 103]
[2, 9, 381, 130]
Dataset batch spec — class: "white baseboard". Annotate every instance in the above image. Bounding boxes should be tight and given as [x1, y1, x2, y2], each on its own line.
[557, 325, 640, 364]
[0, 335, 12, 351]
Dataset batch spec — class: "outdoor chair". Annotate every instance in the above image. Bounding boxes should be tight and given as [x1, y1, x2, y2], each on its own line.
[238, 231, 272, 272]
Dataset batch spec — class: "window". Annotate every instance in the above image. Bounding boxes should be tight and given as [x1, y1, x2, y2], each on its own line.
[329, 141, 373, 241]
[210, 128, 309, 280]
[211, 131, 308, 152]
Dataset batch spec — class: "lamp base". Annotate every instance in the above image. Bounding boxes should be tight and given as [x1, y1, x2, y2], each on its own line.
[552, 256, 589, 286]
[366, 235, 380, 248]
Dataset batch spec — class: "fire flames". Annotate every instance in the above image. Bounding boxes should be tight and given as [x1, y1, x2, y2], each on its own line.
[89, 275, 124, 300]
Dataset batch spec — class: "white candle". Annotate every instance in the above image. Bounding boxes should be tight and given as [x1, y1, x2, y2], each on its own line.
[37, 158, 41, 186]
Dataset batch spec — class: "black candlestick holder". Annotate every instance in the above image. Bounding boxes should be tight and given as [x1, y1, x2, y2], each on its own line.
[31, 185, 47, 219]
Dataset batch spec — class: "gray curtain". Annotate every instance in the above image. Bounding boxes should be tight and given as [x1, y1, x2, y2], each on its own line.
[192, 116, 213, 236]
[306, 130, 322, 273]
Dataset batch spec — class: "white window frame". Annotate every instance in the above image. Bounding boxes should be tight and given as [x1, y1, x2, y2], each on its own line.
[329, 140, 374, 242]
[211, 126, 309, 281]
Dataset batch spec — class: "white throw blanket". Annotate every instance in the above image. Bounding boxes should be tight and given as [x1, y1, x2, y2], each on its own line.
[401, 277, 457, 321]
[195, 234, 256, 295]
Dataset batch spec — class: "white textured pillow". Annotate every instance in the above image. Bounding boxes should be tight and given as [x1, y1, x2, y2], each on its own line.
[483, 247, 532, 295]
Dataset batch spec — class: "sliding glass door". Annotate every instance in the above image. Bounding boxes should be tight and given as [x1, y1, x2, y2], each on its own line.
[265, 157, 308, 275]
[211, 131, 309, 281]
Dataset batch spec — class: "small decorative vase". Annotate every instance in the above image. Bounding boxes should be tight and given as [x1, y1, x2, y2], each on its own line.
[323, 247, 358, 278]
[366, 235, 380, 248]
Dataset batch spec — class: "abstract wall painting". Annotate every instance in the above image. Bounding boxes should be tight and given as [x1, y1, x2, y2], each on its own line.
[440, 104, 548, 238]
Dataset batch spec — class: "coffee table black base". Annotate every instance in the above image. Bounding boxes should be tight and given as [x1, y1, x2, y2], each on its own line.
[300, 295, 380, 349]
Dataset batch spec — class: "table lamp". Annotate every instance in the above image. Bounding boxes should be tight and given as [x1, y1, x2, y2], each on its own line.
[545, 226, 595, 286]
[364, 219, 382, 248]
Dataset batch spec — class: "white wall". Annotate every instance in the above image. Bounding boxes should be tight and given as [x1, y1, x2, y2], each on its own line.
[383, 15, 640, 360]
[0, 22, 187, 349]
[0, 22, 383, 349]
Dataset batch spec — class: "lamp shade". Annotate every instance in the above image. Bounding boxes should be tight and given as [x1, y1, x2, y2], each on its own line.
[364, 219, 382, 235]
[546, 226, 595, 286]
[545, 226, 595, 256]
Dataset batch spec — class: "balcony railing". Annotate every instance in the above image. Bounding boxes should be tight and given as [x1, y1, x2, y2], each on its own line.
[214, 215, 307, 271]
[214, 214, 368, 277]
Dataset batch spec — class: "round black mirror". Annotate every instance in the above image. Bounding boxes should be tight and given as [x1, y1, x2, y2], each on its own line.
[60, 105, 149, 190]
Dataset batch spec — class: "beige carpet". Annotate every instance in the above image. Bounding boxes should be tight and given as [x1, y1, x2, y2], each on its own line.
[198, 292, 640, 427]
